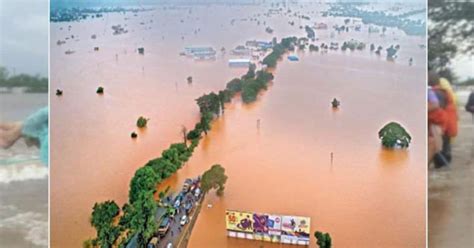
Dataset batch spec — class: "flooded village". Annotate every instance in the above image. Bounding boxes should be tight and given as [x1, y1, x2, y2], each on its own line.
[50, 1, 427, 247]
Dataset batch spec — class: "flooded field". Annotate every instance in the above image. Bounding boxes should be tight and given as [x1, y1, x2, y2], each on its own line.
[50, 3, 426, 247]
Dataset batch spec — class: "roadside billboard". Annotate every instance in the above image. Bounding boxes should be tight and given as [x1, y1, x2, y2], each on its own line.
[226, 210, 310, 246]
[225, 210, 254, 233]
[252, 213, 269, 234]
[281, 215, 311, 244]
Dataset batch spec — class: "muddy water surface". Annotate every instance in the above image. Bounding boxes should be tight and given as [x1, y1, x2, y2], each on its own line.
[51, 3, 426, 247]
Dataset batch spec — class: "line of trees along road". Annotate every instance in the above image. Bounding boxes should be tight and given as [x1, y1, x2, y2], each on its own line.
[87, 37, 296, 248]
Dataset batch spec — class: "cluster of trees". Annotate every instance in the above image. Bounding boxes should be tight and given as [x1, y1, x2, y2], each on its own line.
[97, 86, 104, 94]
[200, 164, 228, 196]
[315, 231, 332, 248]
[87, 201, 121, 248]
[136, 116, 149, 128]
[309, 44, 320, 52]
[88, 37, 292, 248]
[428, 1, 473, 82]
[121, 142, 196, 246]
[0, 67, 48, 93]
[305, 25, 315, 39]
[341, 40, 365, 51]
[386, 45, 399, 60]
[329, 3, 425, 36]
[262, 37, 297, 67]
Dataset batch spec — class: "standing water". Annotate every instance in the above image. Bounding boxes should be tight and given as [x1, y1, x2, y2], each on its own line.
[50, 2, 426, 247]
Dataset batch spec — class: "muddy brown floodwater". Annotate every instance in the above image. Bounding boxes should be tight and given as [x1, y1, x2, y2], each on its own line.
[51, 3, 426, 247]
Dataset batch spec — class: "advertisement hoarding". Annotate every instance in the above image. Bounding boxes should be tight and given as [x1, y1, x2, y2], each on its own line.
[281, 215, 311, 244]
[225, 210, 254, 233]
[226, 210, 310, 246]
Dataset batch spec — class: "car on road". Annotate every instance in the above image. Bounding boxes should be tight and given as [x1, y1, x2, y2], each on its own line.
[158, 217, 170, 237]
[166, 243, 173, 248]
[183, 178, 193, 192]
[147, 237, 159, 248]
[194, 188, 201, 198]
[173, 199, 180, 208]
[184, 202, 193, 214]
[180, 215, 188, 226]
[173, 193, 184, 208]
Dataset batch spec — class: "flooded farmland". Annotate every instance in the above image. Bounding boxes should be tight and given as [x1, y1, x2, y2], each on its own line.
[50, 2, 426, 247]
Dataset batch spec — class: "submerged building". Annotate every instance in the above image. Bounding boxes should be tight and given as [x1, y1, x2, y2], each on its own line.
[245, 40, 273, 50]
[184, 46, 217, 60]
[184, 46, 216, 56]
[228, 58, 251, 67]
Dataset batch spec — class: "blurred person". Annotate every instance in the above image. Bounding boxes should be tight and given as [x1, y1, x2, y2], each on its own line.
[428, 71, 458, 168]
[466, 91, 474, 119]
[428, 87, 443, 164]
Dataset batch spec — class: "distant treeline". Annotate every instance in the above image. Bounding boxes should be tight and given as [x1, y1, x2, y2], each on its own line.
[50, 7, 152, 22]
[328, 3, 426, 36]
[0, 67, 48, 93]
[457, 78, 474, 86]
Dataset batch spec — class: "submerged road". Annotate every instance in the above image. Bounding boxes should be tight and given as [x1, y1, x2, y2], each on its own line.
[428, 105, 474, 247]
[157, 190, 201, 248]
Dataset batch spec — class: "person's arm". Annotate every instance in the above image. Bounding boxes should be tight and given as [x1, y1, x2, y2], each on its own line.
[21, 107, 49, 165]
[0, 122, 23, 149]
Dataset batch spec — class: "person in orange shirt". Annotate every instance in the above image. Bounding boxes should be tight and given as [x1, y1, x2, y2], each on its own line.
[428, 71, 458, 168]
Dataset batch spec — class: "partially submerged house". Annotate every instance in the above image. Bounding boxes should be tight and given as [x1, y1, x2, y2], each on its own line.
[228, 58, 251, 67]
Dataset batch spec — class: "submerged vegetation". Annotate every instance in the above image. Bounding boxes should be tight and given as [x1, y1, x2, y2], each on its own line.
[315, 231, 332, 248]
[378, 122, 411, 148]
[136, 117, 149, 128]
[328, 3, 425, 36]
[201, 164, 228, 196]
[89, 201, 121, 248]
[89, 37, 295, 247]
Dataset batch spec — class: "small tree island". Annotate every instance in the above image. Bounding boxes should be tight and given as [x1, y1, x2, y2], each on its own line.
[96, 86, 104, 94]
[201, 164, 228, 196]
[378, 122, 411, 148]
[315, 231, 332, 248]
[331, 98, 340, 108]
[136, 116, 149, 128]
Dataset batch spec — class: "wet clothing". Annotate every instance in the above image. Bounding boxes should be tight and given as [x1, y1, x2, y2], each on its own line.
[439, 78, 458, 104]
[428, 86, 457, 168]
[428, 88, 439, 105]
[429, 86, 458, 138]
[22, 107, 48, 165]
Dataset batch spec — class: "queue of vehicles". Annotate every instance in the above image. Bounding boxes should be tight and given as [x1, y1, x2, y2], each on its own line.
[147, 177, 202, 248]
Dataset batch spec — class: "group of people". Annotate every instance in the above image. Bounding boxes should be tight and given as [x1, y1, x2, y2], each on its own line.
[427, 71, 474, 168]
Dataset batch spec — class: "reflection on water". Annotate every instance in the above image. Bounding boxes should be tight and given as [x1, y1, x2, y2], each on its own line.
[51, 3, 426, 247]
[378, 148, 409, 166]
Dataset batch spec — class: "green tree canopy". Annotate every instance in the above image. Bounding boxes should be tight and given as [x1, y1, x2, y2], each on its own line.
[90, 201, 121, 248]
[314, 231, 332, 248]
[129, 166, 160, 203]
[136, 116, 149, 128]
[201, 164, 228, 196]
[428, 0, 474, 81]
[378, 122, 412, 148]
